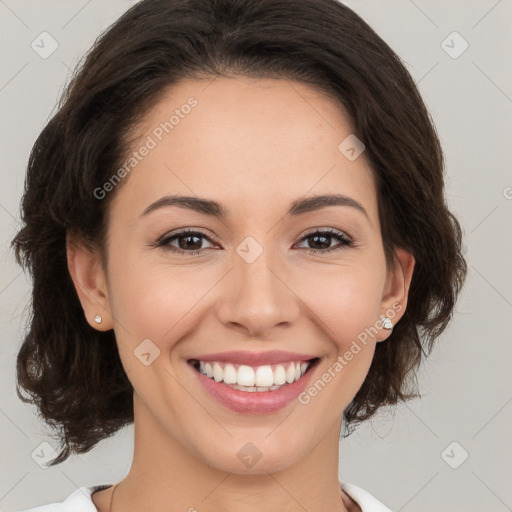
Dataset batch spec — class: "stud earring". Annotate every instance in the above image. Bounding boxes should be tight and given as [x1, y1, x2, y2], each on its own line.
[94, 314, 102, 324]
[381, 317, 393, 330]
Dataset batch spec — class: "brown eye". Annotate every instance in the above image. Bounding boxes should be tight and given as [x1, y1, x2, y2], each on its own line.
[296, 229, 353, 254]
[157, 229, 216, 255]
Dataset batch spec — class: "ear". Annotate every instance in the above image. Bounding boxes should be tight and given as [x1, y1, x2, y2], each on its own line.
[66, 234, 113, 331]
[376, 247, 415, 342]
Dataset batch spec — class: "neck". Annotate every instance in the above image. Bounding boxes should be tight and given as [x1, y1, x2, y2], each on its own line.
[104, 395, 356, 512]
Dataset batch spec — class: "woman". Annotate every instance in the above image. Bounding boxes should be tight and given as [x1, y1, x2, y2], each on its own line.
[11, 0, 467, 511]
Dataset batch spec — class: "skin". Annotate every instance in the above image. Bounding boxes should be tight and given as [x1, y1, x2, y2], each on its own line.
[67, 76, 415, 512]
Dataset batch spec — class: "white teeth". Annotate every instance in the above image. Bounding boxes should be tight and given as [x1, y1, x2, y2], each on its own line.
[195, 359, 314, 390]
[223, 364, 237, 384]
[237, 365, 255, 387]
[213, 362, 223, 382]
[286, 363, 295, 384]
[294, 363, 301, 381]
[255, 365, 274, 387]
[273, 365, 287, 386]
[223, 383, 285, 392]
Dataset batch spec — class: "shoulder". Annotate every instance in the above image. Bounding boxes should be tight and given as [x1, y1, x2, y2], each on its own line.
[340, 481, 393, 512]
[14, 485, 111, 512]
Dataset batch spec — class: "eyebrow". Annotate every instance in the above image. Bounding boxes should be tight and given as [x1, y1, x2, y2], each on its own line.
[140, 193, 369, 221]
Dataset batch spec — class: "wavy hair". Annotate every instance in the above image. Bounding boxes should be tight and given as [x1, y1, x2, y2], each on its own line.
[11, 0, 467, 465]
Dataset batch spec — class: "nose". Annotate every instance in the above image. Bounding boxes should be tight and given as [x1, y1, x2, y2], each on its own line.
[216, 243, 300, 338]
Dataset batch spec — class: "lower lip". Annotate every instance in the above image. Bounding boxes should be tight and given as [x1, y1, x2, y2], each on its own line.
[189, 360, 319, 414]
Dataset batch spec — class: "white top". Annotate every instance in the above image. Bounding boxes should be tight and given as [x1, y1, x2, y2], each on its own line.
[17, 481, 391, 512]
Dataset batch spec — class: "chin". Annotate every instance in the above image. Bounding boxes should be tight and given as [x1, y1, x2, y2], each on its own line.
[192, 431, 308, 475]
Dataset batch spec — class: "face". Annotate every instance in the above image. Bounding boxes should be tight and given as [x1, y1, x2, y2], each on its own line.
[69, 76, 413, 475]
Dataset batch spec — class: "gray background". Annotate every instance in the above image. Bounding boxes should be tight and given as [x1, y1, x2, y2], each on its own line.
[1, 1, 511, 511]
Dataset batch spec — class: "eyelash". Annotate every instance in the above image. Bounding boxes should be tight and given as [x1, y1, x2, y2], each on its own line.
[154, 227, 355, 256]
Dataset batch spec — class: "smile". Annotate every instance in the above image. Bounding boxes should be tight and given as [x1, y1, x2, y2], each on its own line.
[187, 350, 320, 414]
[190, 359, 315, 392]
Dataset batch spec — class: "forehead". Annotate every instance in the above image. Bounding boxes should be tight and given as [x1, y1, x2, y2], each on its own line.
[110, 76, 378, 225]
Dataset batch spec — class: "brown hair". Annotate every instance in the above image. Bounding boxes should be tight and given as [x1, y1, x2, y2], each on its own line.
[11, 0, 467, 465]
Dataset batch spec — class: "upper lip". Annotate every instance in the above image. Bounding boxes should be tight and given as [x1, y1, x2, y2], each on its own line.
[188, 350, 318, 366]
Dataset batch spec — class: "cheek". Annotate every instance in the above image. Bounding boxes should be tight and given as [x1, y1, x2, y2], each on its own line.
[107, 258, 214, 347]
[105, 264, 198, 399]
[299, 263, 384, 399]
[308, 264, 385, 347]
[297, 270, 382, 413]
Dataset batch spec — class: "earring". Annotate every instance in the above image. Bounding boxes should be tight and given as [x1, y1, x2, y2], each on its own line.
[94, 314, 102, 324]
[381, 317, 393, 330]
